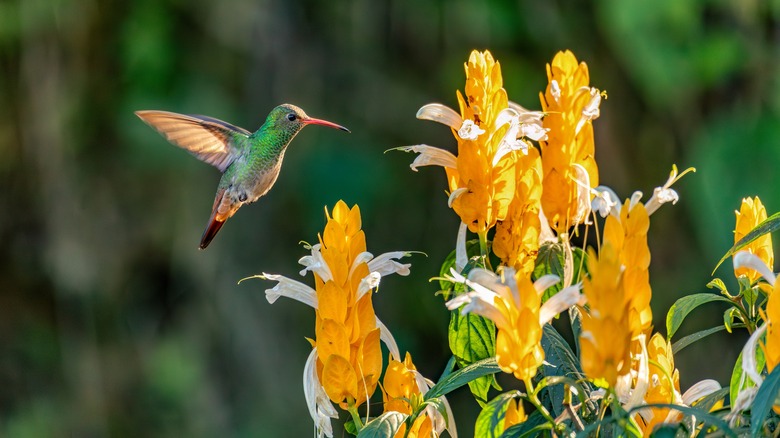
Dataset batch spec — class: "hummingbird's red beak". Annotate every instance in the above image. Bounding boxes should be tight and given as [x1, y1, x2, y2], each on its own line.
[304, 117, 350, 133]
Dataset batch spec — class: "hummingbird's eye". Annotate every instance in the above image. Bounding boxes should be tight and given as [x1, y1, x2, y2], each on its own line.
[286, 113, 297, 122]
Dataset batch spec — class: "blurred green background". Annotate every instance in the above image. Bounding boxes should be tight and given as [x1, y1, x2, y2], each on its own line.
[1, 0, 779, 436]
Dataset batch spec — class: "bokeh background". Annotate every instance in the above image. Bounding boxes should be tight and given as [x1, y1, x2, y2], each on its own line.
[2, 0, 779, 436]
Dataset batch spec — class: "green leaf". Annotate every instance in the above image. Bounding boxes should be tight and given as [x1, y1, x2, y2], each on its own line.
[707, 278, 728, 294]
[356, 412, 407, 438]
[439, 239, 481, 296]
[692, 386, 729, 412]
[729, 346, 765, 414]
[569, 306, 583, 357]
[672, 325, 729, 354]
[666, 293, 734, 340]
[540, 324, 592, 418]
[424, 357, 500, 401]
[344, 420, 358, 435]
[752, 365, 780, 437]
[474, 392, 520, 438]
[498, 411, 548, 438]
[713, 211, 780, 274]
[724, 307, 740, 334]
[449, 310, 499, 405]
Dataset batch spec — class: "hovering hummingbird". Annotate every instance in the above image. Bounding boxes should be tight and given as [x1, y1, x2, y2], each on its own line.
[136, 104, 349, 249]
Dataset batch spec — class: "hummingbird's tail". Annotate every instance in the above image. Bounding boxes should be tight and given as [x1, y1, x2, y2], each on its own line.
[199, 217, 225, 250]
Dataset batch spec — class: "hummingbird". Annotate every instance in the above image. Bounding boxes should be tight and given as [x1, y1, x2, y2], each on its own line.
[135, 104, 349, 249]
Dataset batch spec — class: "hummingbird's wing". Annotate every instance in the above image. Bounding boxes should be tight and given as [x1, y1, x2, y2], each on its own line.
[135, 110, 250, 172]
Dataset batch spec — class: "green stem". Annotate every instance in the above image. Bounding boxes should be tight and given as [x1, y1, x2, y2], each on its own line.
[346, 400, 364, 433]
[478, 230, 493, 271]
[523, 386, 557, 432]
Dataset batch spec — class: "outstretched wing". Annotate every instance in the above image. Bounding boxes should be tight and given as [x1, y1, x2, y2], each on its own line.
[135, 110, 251, 172]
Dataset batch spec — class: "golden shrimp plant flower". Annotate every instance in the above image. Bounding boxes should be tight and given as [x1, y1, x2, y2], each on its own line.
[632, 334, 720, 436]
[734, 197, 773, 284]
[398, 50, 546, 237]
[252, 201, 414, 437]
[580, 238, 632, 387]
[382, 352, 456, 438]
[539, 50, 602, 233]
[446, 267, 583, 383]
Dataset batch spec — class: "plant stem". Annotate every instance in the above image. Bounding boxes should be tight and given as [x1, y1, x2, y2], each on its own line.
[478, 230, 493, 271]
[346, 401, 364, 433]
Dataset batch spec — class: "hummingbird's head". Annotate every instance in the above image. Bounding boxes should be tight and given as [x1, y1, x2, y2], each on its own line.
[267, 104, 350, 134]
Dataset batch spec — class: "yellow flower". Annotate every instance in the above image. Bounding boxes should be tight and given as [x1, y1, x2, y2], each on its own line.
[609, 200, 653, 338]
[383, 353, 455, 438]
[493, 147, 543, 275]
[734, 197, 773, 284]
[580, 237, 631, 387]
[400, 50, 547, 237]
[637, 333, 682, 435]
[447, 268, 582, 383]
[503, 399, 527, 430]
[539, 50, 601, 233]
[258, 200, 414, 436]
[762, 279, 780, 414]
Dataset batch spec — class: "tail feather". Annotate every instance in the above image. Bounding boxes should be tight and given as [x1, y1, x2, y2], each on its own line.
[200, 217, 225, 249]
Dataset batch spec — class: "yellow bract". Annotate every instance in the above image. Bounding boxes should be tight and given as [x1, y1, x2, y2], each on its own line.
[638, 333, 682, 436]
[382, 353, 433, 438]
[734, 197, 773, 284]
[446, 50, 514, 235]
[493, 272, 545, 383]
[493, 148, 543, 275]
[617, 201, 653, 338]
[313, 201, 382, 409]
[539, 50, 599, 233]
[580, 239, 631, 387]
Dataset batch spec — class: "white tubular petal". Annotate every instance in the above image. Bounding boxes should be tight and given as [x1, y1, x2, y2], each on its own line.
[495, 107, 519, 128]
[538, 208, 556, 244]
[728, 387, 758, 426]
[507, 101, 545, 123]
[734, 251, 776, 286]
[624, 334, 649, 410]
[367, 251, 412, 277]
[416, 103, 464, 130]
[571, 164, 593, 225]
[539, 285, 582, 325]
[455, 222, 468, 271]
[592, 186, 621, 218]
[458, 295, 509, 328]
[396, 145, 458, 172]
[348, 251, 375, 279]
[682, 379, 721, 406]
[533, 274, 560, 294]
[468, 268, 512, 302]
[742, 323, 767, 387]
[357, 272, 381, 300]
[575, 88, 602, 135]
[521, 123, 549, 142]
[299, 244, 333, 282]
[448, 188, 468, 207]
[376, 318, 401, 362]
[458, 119, 485, 140]
[263, 273, 318, 308]
[304, 348, 338, 438]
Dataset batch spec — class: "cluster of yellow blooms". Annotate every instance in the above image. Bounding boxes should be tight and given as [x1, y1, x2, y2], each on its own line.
[258, 200, 451, 438]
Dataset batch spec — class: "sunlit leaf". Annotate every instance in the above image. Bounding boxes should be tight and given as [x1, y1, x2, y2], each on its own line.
[672, 325, 732, 355]
[475, 391, 520, 438]
[449, 310, 499, 405]
[666, 293, 733, 340]
[424, 357, 500, 400]
[357, 411, 407, 438]
[729, 347, 765, 415]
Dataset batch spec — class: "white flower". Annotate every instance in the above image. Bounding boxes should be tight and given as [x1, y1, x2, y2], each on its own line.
[591, 186, 620, 218]
[458, 119, 485, 140]
[644, 165, 696, 216]
[392, 145, 457, 172]
[304, 348, 339, 438]
[492, 106, 548, 166]
[445, 267, 582, 327]
[575, 87, 603, 135]
[416, 103, 463, 129]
